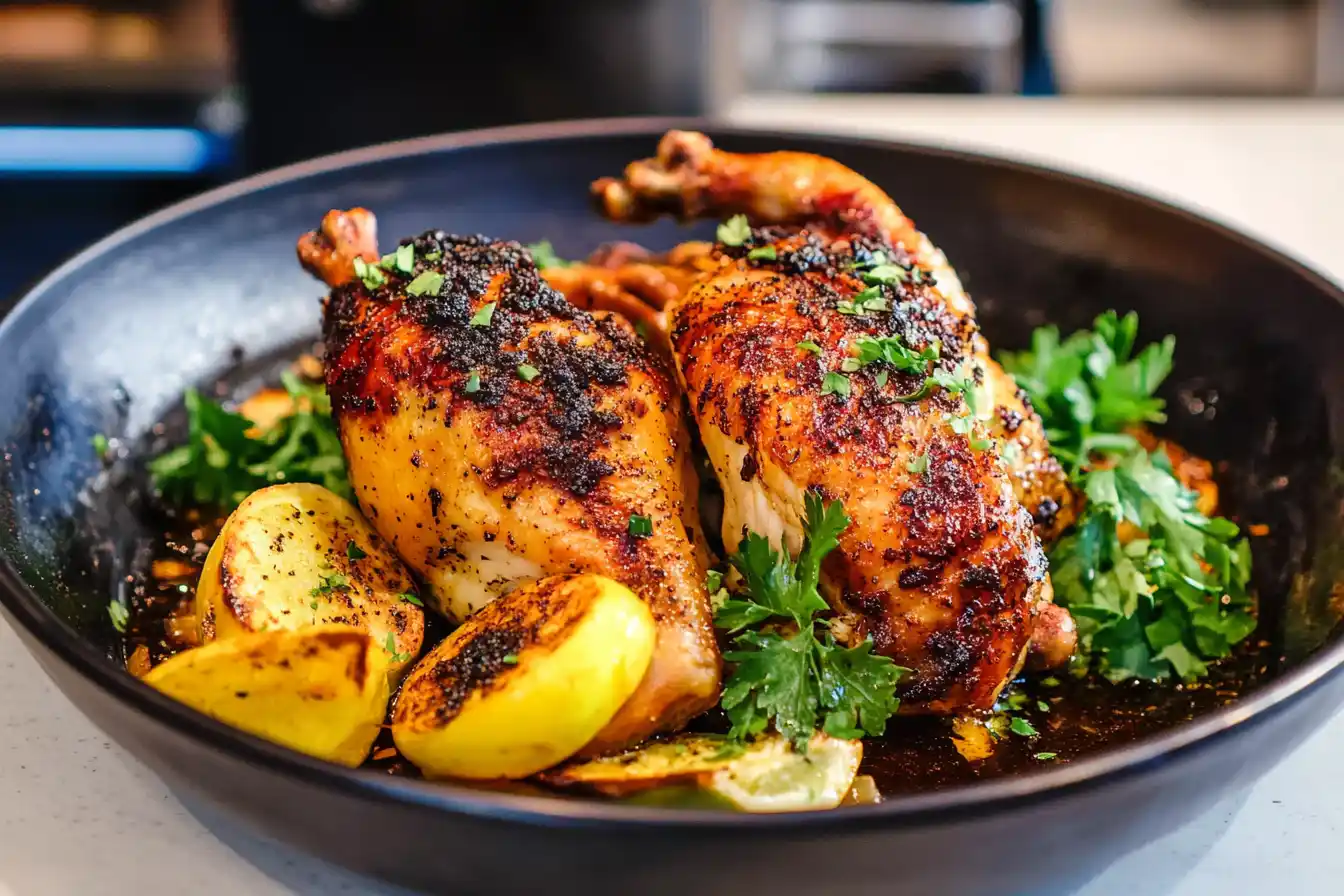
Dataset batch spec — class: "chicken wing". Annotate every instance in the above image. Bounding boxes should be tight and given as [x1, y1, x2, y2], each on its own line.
[299, 215, 720, 753]
[593, 132, 1076, 711]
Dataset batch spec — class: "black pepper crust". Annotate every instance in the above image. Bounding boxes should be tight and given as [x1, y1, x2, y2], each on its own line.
[673, 227, 1048, 713]
[322, 231, 671, 498]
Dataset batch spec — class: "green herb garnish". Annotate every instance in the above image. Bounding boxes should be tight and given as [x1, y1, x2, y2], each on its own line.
[628, 514, 653, 538]
[836, 287, 888, 316]
[526, 240, 571, 269]
[405, 270, 445, 297]
[352, 257, 386, 290]
[715, 493, 907, 750]
[346, 540, 366, 561]
[999, 311, 1254, 683]
[797, 341, 822, 355]
[501, 654, 519, 665]
[108, 600, 129, 633]
[400, 591, 424, 607]
[860, 264, 907, 286]
[379, 243, 415, 275]
[1009, 717, 1039, 737]
[1034, 752, 1058, 761]
[463, 372, 481, 394]
[385, 632, 411, 664]
[517, 363, 540, 382]
[906, 453, 929, 474]
[747, 245, 777, 262]
[820, 372, 851, 399]
[469, 302, 497, 327]
[717, 214, 751, 247]
[91, 433, 110, 457]
[310, 571, 351, 598]
[147, 373, 350, 510]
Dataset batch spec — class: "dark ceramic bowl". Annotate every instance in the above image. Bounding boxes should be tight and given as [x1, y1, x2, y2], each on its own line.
[2, 120, 1343, 896]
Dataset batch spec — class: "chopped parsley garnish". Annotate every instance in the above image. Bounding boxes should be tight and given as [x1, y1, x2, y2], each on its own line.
[400, 591, 424, 607]
[820, 371, 851, 398]
[463, 372, 481, 394]
[860, 264, 907, 286]
[469, 302, 497, 327]
[384, 632, 411, 664]
[405, 270, 445, 297]
[310, 571, 351, 598]
[836, 287, 888, 316]
[517, 363, 540, 382]
[1034, 752, 1058, 761]
[379, 243, 415, 275]
[345, 540, 366, 561]
[999, 311, 1254, 683]
[747, 245, 777, 262]
[715, 493, 908, 750]
[717, 214, 751, 247]
[108, 599, 129, 633]
[526, 240, 571, 269]
[147, 373, 350, 510]
[628, 514, 653, 538]
[91, 433, 110, 457]
[851, 333, 939, 375]
[797, 340, 822, 355]
[906, 453, 929, 474]
[352, 257, 386, 290]
[501, 654, 520, 665]
[1009, 717, 1039, 737]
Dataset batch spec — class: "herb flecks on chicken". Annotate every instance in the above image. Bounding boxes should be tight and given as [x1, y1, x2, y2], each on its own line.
[593, 130, 1077, 714]
[300, 214, 720, 754]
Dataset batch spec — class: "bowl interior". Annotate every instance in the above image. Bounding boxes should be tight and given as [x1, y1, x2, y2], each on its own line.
[3, 122, 1344, 802]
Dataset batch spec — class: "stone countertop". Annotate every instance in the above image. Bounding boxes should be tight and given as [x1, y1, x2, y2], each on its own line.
[3, 96, 1343, 895]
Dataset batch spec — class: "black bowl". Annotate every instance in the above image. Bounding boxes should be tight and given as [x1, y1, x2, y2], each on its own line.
[3, 119, 1344, 896]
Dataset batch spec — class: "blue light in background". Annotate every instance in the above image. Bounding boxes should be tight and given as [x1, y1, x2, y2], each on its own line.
[0, 126, 230, 174]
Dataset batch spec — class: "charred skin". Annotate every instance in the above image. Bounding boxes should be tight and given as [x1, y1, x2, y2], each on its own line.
[592, 129, 1075, 543]
[315, 226, 720, 753]
[672, 230, 1049, 712]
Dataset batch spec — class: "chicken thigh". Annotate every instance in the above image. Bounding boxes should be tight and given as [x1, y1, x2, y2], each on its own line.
[298, 213, 720, 752]
[593, 131, 1075, 711]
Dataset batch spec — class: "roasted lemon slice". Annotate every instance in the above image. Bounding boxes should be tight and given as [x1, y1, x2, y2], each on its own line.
[392, 574, 656, 780]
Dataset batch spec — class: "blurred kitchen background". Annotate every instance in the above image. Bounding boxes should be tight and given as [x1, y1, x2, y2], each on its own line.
[1, 0, 1341, 297]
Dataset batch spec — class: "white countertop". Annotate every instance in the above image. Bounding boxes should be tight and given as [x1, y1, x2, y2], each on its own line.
[4, 96, 1344, 896]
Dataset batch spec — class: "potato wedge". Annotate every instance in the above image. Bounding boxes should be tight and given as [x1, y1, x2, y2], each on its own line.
[196, 483, 424, 681]
[144, 624, 390, 767]
[542, 732, 863, 813]
[392, 574, 655, 780]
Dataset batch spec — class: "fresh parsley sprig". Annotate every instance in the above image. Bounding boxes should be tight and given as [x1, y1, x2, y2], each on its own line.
[999, 310, 1173, 470]
[148, 373, 350, 509]
[526, 240, 571, 270]
[998, 311, 1255, 683]
[715, 493, 907, 750]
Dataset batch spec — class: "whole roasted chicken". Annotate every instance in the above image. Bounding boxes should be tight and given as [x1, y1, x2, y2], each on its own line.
[591, 131, 1077, 712]
[297, 211, 719, 753]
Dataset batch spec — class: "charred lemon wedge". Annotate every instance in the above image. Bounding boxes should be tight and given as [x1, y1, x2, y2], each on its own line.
[195, 483, 424, 681]
[392, 574, 656, 780]
[144, 624, 390, 767]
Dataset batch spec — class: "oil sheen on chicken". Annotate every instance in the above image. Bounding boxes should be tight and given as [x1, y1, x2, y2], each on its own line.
[308, 224, 719, 753]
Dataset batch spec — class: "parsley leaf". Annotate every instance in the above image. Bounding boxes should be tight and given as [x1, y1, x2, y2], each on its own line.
[526, 240, 571, 270]
[108, 599, 129, 633]
[851, 334, 939, 376]
[379, 243, 415, 275]
[463, 372, 481, 394]
[717, 214, 751, 246]
[310, 571, 351, 598]
[628, 514, 653, 538]
[747, 245, 777, 262]
[352, 257, 386, 290]
[400, 591, 424, 607]
[384, 632, 411, 664]
[1009, 717, 1039, 737]
[517, 363, 540, 382]
[715, 493, 908, 750]
[1000, 311, 1255, 684]
[148, 374, 351, 510]
[797, 340, 822, 355]
[405, 270, 445, 297]
[346, 540, 366, 561]
[998, 310, 1173, 469]
[820, 372, 851, 398]
[469, 302, 497, 327]
[836, 286, 889, 316]
[907, 453, 929, 474]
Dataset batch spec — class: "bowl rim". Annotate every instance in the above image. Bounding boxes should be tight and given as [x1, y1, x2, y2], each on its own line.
[3, 115, 1344, 831]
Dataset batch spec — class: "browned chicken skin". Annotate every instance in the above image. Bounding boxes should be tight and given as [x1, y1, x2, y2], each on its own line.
[298, 218, 720, 753]
[593, 131, 1078, 711]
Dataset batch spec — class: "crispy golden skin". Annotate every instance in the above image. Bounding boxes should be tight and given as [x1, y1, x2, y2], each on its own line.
[594, 131, 1076, 710]
[305, 220, 720, 753]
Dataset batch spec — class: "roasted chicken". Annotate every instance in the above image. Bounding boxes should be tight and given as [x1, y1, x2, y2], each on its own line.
[297, 214, 720, 753]
[592, 131, 1077, 712]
